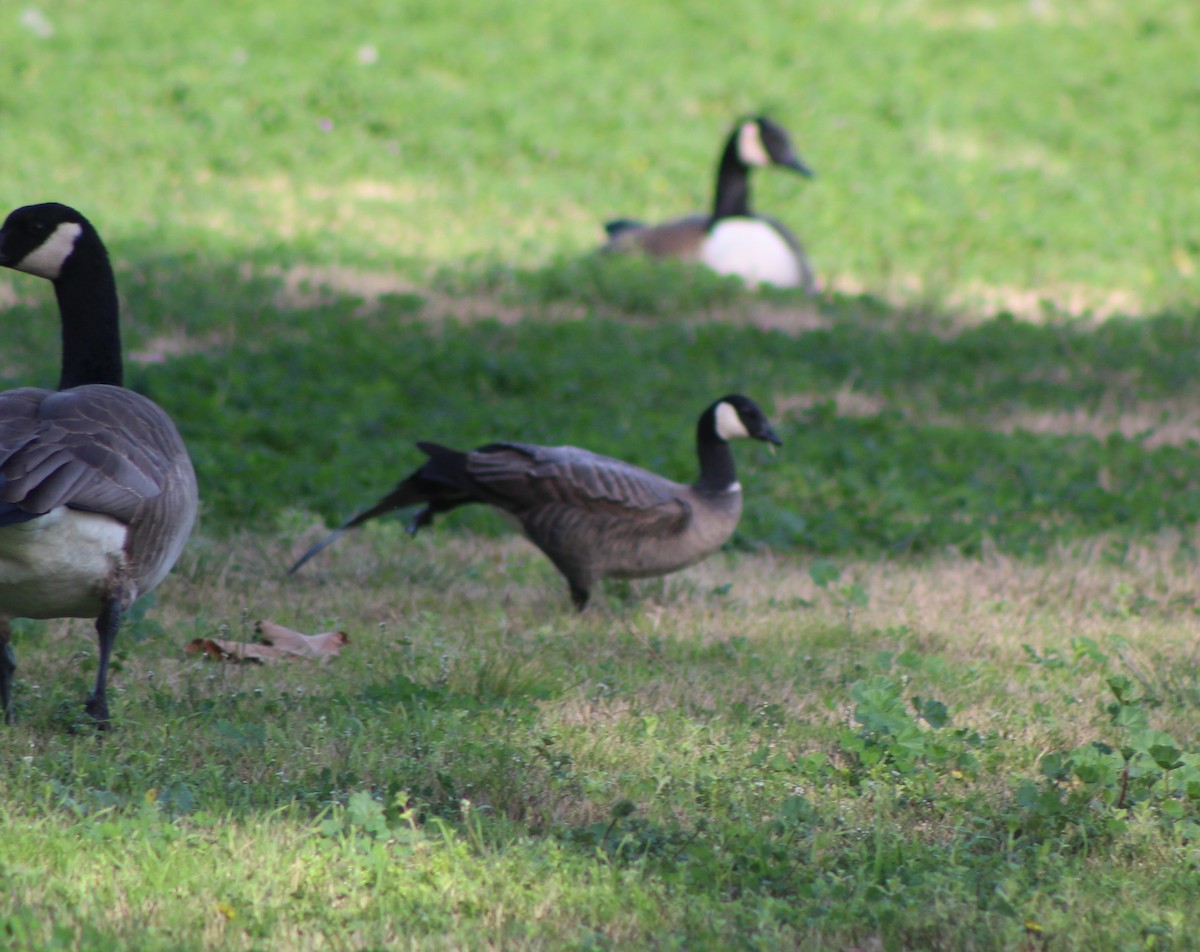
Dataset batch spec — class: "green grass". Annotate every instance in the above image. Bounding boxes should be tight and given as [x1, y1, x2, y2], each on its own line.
[2, 0, 1198, 308]
[4, 0, 1200, 948]
[5, 541, 1200, 949]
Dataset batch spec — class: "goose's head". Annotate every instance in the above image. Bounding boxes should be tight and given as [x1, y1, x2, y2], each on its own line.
[712, 394, 783, 446]
[0, 203, 90, 280]
[736, 117, 814, 178]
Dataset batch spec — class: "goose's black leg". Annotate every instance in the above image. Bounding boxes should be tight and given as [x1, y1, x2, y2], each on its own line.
[569, 584, 590, 612]
[84, 596, 122, 727]
[1, 620, 15, 724]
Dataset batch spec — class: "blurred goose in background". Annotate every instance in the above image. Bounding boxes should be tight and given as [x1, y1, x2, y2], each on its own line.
[602, 116, 816, 291]
[290, 395, 781, 610]
[0, 203, 198, 727]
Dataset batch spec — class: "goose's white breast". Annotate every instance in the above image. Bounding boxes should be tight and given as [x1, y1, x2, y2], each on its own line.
[701, 218, 801, 289]
[0, 508, 127, 618]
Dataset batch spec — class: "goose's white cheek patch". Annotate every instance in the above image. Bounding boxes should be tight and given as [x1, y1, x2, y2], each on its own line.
[715, 401, 751, 441]
[737, 121, 770, 167]
[14, 222, 82, 279]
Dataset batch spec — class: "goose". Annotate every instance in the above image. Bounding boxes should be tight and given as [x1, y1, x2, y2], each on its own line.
[0, 203, 198, 727]
[601, 116, 817, 291]
[290, 395, 781, 610]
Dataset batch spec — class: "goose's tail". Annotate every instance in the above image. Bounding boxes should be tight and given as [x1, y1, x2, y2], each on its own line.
[287, 443, 472, 574]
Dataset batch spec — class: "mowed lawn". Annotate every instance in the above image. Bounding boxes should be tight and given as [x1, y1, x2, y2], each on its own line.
[2, 1, 1200, 949]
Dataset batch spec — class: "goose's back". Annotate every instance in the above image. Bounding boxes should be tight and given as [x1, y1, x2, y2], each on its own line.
[466, 443, 681, 511]
[603, 215, 710, 260]
[0, 384, 197, 596]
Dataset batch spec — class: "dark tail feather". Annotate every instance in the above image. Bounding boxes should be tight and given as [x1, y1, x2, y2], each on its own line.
[603, 219, 644, 239]
[341, 479, 431, 532]
[288, 444, 473, 575]
[288, 526, 350, 575]
[287, 477, 433, 575]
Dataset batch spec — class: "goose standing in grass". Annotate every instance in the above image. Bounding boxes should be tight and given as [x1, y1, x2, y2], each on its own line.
[290, 395, 781, 609]
[0, 203, 198, 727]
[602, 116, 817, 291]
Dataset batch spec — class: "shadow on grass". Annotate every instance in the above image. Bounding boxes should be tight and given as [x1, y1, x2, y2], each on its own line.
[4, 246, 1199, 562]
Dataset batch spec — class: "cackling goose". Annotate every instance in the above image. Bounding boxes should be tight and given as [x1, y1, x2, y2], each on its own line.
[290, 395, 781, 610]
[602, 116, 816, 291]
[0, 203, 198, 726]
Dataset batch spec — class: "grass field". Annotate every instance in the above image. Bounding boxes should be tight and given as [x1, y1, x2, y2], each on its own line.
[3, 1, 1200, 949]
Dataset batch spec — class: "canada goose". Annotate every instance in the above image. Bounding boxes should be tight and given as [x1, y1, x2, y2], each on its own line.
[290, 395, 781, 610]
[602, 116, 817, 291]
[0, 203, 198, 726]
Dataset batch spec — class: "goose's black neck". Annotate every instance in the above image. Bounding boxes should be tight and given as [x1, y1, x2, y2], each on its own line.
[54, 225, 123, 389]
[694, 408, 737, 493]
[711, 131, 753, 223]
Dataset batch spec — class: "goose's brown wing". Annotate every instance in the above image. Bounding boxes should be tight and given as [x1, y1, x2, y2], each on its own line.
[602, 215, 710, 260]
[466, 442, 692, 534]
[0, 385, 186, 527]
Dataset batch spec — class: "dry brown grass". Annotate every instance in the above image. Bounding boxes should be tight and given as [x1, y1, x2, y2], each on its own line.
[7, 486, 1195, 740]
[261, 263, 574, 325]
[975, 400, 1200, 448]
[57, 523, 1182, 771]
[191, 520, 1200, 641]
[824, 271, 1148, 324]
[255, 263, 1151, 329]
[776, 379, 1200, 447]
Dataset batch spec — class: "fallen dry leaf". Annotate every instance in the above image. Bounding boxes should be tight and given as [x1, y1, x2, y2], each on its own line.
[255, 619, 350, 660]
[185, 638, 284, 663]
[185, 620, 350, 664]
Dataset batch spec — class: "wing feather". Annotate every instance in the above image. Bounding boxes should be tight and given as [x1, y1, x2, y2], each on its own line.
[604, 215, 709, 260]
[464, 442, 693, 538]
[0, 385, 177, 524]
